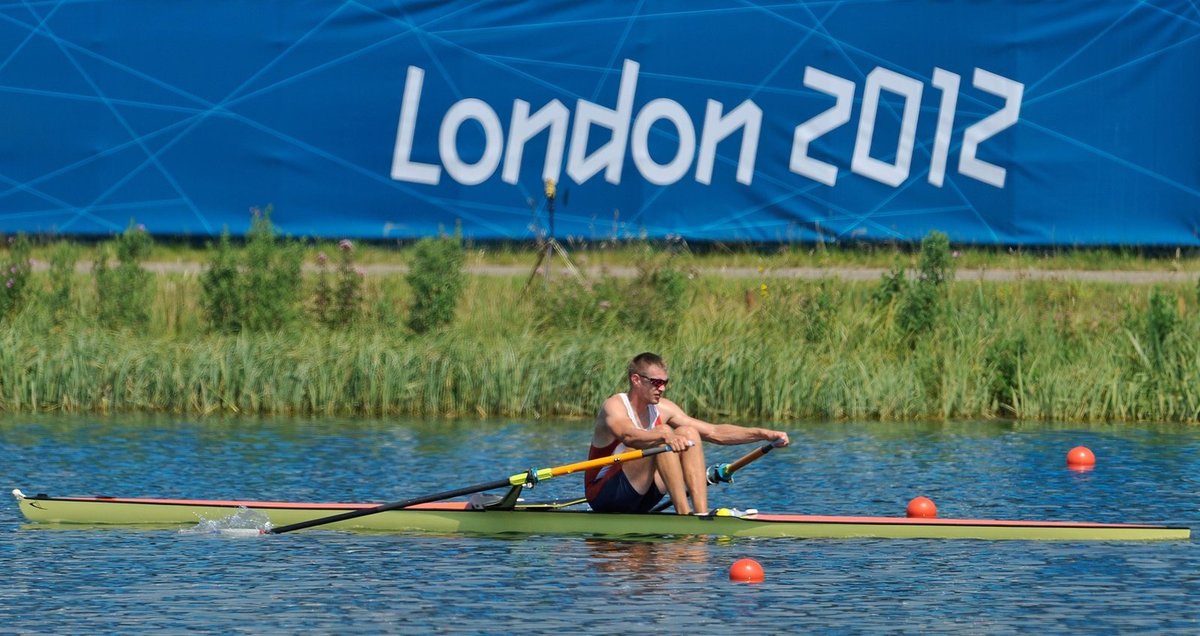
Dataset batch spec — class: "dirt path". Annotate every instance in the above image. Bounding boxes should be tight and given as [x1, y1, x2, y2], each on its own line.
[472, 264, 1198, 284]
[43, 261, 1198, 283]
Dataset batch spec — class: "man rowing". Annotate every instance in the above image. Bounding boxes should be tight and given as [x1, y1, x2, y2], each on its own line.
[585, 352, 790, 515]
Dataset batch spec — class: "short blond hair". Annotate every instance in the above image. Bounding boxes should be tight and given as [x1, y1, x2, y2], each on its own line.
[627, 352, 666, 379]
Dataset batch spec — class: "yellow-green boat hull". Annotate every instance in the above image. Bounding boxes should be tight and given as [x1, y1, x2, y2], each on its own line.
[12, 491, 1189, 541]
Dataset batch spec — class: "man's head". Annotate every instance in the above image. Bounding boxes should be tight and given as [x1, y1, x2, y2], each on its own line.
[628, 352, 669, 402]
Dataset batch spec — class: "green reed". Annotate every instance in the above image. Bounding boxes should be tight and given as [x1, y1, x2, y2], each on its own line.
[0, 265, 1198, 422]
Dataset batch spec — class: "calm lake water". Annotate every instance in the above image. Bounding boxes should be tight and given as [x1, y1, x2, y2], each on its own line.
[2, 415, 1198, 633]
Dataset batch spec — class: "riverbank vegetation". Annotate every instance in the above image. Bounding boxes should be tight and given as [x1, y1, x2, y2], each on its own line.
[1, 223, 1198, 423]
[11, 229, 1200, 274]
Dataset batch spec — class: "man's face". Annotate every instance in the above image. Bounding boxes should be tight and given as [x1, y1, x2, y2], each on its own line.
[633, 365, 670, 403]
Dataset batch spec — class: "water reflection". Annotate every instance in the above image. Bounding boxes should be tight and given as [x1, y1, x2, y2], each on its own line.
[584, 537, 716, 590]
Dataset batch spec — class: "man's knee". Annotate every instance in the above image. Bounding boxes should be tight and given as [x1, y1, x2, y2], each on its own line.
[674, 425, 701, 443]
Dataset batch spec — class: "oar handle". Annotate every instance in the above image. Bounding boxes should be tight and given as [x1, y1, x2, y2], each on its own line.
[708, 439, 784, 484]
[725, 440, 782, 473]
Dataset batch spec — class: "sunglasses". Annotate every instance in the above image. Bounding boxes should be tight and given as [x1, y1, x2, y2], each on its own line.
[637, 373, 670, 389]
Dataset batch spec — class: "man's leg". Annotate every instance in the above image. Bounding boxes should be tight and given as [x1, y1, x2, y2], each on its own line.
[646, 426, 708, 515]
[624, 430, 709, 515]
[674, 426, 707, 514]
[621, 448, 692, 514]
[620, 455, 659, 492]
[652, 451, 692, 514]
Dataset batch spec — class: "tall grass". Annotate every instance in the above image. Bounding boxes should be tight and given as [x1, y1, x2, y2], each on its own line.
[0, 258, 1198, 422]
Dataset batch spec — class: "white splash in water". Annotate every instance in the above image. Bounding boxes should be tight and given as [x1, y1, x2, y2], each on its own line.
[179, 506, 273, 536]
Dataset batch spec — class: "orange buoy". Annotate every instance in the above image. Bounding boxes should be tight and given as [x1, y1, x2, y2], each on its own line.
[729, 558, 765, 583]
[906, 496, 937, 518]
[1067, 446, 1096, 471]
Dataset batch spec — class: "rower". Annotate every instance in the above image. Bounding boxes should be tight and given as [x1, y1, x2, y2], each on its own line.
[585, 352, 790, 515]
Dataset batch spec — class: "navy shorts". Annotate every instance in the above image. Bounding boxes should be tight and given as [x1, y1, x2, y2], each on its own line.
[588, 470, 665, 513]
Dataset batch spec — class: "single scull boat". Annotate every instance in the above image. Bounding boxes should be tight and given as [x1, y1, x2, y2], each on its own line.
[12, 490, 1189, 541]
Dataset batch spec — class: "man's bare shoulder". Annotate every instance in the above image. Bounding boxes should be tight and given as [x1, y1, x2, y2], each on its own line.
[595, 393, 628, 426]
[599, 392, 625, 414]
[656, 397, 686, 419]
[591, 393, 627, 445]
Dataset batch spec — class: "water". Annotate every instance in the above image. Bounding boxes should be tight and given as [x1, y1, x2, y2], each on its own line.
[2, 415, 1198, 633]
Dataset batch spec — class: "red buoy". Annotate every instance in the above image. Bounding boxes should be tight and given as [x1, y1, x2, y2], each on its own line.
[1067, 446, 1096, 471]
[906, 496, 937, 518]
[729, 558, 765, 583]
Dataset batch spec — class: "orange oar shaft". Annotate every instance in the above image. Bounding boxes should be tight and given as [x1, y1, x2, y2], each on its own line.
[530, 445, 669, 482]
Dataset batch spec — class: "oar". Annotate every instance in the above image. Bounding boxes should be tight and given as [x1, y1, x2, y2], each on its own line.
[707, 438, 787, 484]
[268, 445, 671, 534]
[651, 439, 786, 513]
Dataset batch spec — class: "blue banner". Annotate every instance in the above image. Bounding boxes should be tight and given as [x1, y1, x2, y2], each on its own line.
[1, 1, 1198, 245]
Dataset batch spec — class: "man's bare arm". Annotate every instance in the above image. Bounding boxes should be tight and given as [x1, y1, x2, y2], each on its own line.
[659, 399, 790, 446]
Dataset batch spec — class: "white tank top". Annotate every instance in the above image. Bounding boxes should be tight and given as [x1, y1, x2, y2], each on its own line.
[594, 393, 659, 480]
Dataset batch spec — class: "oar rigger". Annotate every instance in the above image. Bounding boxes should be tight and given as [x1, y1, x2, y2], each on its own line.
[479, 467, 544, 511]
